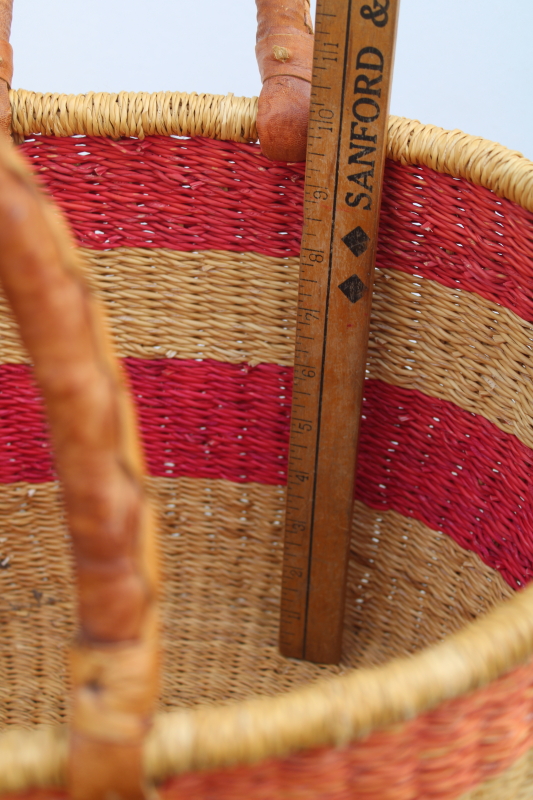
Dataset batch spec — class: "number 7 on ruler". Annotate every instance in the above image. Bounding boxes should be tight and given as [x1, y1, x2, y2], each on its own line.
[279, 0, 399, 664]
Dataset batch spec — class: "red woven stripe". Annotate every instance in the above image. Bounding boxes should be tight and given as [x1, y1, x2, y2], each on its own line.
[155, 660, 533, 800]
[379, 159, 533, 323]
[358, 379, 533, 588]
[0, 365, 53, 483]
[1, 660, 532, 800]
[0, 360, 292, 486]
[19, 136, 305, 257]
[156, 661, 533, 800]
[131, 359, 291, 485]
[20, 136, 533, 322]
[1, 360, 532, 586]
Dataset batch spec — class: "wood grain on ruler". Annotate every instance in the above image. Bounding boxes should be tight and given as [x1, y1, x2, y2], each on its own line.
[280, 0, 399, 664]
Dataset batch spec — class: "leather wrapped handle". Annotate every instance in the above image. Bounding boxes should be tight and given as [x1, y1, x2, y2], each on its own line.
[255, 0, 313, 161]
[0, 139, 158, 798]
[0, 0, 12, 136]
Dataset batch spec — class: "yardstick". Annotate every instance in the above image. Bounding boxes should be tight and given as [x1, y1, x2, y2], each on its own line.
[279, 0, 399, 664]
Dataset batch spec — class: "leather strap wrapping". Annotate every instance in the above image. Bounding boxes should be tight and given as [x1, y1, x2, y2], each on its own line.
[0, 137, 159, 799]
[255, 0, 314, 162]
[0, 0, 12, 40]
[256, 33, 313, 83]
[0, 39, 12, 87]
[0, 0, 13, 137]
[69, 637, 159, 800]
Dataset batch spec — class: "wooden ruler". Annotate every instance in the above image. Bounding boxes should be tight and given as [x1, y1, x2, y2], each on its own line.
[279, 0, 400, 664]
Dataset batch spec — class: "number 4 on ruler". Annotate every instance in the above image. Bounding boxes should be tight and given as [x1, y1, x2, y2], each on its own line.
[279, 0, 399, 664]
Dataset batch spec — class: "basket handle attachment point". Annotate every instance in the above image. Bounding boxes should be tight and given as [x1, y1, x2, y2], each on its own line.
[255, 0, 314, 161]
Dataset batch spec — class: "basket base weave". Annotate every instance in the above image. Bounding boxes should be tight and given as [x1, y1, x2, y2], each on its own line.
[0, 478, 512, 726]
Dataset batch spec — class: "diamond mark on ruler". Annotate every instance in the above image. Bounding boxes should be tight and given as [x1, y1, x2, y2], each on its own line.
[342, 226, 370, 257]
[338, 274, 367, 304]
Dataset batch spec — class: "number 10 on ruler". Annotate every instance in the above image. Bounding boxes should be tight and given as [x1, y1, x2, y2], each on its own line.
[279, 0, 399, 664]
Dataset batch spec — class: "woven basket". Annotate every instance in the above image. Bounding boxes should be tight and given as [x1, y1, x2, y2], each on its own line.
[2, 83, 533, 800]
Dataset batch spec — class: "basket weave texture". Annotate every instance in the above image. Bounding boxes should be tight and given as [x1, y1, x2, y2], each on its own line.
[2, 91, 533, 799]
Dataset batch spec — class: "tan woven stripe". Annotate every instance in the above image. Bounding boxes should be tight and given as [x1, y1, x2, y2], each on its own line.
[10, 90, 259, 143]
[0, 248, 299, 366]
[387, 115, 533, 211]
[0, 479, 512, 788]
[10, 90, 533, 211]
[368, 266, 533, 451]
[85, 248, 299, 366]
[3, 249, 533, 453]
[459, 747, 533, 800]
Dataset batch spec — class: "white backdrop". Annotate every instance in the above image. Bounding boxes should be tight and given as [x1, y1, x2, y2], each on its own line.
[11, 0, 533, 158]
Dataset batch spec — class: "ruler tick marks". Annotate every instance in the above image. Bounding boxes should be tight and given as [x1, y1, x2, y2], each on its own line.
[280, 0, 399, 665]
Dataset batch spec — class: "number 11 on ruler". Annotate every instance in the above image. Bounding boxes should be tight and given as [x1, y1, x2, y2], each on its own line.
[279, 0, 399, 664]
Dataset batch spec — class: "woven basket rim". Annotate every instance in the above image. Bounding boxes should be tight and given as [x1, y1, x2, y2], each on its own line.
[10, 89, 533, 211]
[2, 93, 533, 792]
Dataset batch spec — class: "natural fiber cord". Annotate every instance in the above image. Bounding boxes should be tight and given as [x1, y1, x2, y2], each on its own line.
[10, 91, 259, 143]
[11, 89, 533, 210]
[2, 252, 531, 452]
[0, 487, 515, 788]
[2, 93, 533, 799]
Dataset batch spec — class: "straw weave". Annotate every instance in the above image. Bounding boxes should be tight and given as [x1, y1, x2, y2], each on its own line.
[461, 749, 533, 800]
[3, 253, 532, 452]
[2, 740, 530, 800]
[1, 92, 533, 798]
[11, 90, 533, 210]
[0, 478, 511, 732]
[11, 91, 259, 143]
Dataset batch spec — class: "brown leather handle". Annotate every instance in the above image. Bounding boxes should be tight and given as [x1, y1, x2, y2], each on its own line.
[255, 0, 313, 161]
[0, 139, 158, 798]
[0, 0, 12, 136]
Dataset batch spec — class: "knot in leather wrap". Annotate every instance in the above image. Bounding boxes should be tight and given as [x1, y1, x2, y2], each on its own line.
[254, 0, 314, 162]
[70, 640, 158, 744]
[256, 32, 313, 84]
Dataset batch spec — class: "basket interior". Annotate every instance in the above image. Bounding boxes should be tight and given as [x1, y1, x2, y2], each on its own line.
[1, 129, 531, 728]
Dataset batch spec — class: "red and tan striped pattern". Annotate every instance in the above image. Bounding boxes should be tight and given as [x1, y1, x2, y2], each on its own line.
[3, 365, 533, 586]
[0, 481, 512, 728]
[1, 130, 533, 799]
[157, 659, 533, 800]
[3, 658, 533, 800]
